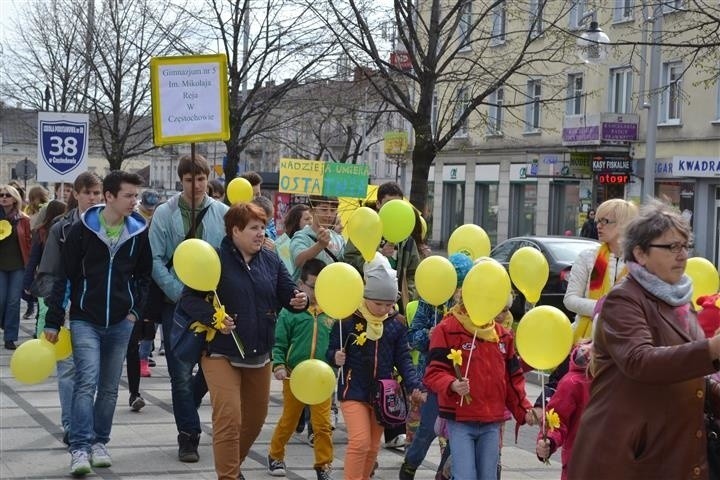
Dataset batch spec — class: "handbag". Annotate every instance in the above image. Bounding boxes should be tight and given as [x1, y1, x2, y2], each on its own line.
[170, 307, 207, 364]
[373, 378, 408, 428]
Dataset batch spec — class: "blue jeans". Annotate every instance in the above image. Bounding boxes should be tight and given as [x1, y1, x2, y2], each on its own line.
[161, 303, 206, 434]
[57, 355, 75, 433]
[69, 318, 134, 451]
[0, 269, 24, 342]
[447, 420, 501, 480]
[405, 391, 439, 468]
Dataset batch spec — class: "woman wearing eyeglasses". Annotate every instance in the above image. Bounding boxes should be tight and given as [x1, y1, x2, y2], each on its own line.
[569, 199, 720, 479]
[564, 198, 639, 343]
[0, 185, 32, 350]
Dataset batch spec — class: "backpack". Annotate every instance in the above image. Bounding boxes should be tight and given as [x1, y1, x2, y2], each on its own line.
[373, 378, 407, 428]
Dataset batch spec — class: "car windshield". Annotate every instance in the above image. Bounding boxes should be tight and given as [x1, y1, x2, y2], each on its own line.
[543, 240, 597, 263]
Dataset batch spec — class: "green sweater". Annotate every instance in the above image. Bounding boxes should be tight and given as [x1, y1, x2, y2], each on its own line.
[272, 307, 334, 371]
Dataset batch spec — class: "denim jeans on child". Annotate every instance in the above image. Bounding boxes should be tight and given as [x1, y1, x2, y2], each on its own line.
[404, 391, 439, 468]
[447, 419, 501, 480]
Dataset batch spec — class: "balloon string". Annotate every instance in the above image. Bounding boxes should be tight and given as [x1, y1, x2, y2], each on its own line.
[541, 372, 547, 442]
[338, 318, 344, 385]
[459, 328, 478, 407]
[434, 306, 438, 327]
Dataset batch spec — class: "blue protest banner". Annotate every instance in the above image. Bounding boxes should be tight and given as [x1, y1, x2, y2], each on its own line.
[37, 112, 89, 182]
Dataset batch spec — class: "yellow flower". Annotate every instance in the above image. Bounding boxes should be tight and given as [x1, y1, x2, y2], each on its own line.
[353, 332, 367, 346]
[0, 220, 11, 241]
[447, 348, 463, 367]
[355, 323, 364, 332]
[212, 304, 227, 331]
[546, 408, 561, 432]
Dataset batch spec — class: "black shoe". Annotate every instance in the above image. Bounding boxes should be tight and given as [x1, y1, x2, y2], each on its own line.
[129, 394, 145, 412]
[23, 307, 35, 319]
[399, 461, 417, 480]
[4, 341, 17, 350]
[63, 431, 70, 446]
[267, 455, 286, 476]
[316, 467, 333, 480]
[178, 432, 200, 462]
[148, 358, 156, 367]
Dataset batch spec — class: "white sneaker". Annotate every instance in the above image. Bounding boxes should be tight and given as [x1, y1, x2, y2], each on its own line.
[90, 442, 112, 468]
[70, 450, 92, 477]
[384, 434, 406, 450]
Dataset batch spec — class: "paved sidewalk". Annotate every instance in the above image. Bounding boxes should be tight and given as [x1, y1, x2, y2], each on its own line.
[0, 316, 561, 479]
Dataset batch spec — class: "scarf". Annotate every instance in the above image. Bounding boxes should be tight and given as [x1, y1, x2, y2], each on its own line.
[449, 304, 499, 343]
[357, 301, 388, 341]
[626, 261, 693, 306]
[574, 243, 628, 342]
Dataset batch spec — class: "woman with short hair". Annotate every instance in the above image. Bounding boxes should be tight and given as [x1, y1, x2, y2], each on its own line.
[569, 199, 720, 479]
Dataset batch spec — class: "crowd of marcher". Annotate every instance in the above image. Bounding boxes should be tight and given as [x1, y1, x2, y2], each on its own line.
[2, 158, 719, 480]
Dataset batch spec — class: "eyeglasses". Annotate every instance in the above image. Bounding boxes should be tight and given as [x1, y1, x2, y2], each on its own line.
[596, 218, 617, 226]
[649, 242, 693, 254]
[0, 193, 12, 198]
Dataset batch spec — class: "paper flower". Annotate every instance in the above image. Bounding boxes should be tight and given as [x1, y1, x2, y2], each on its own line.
[212, 303, 227, 330]
[546, 408, 560, 432]
[447, 349, 463, 366]
[355, 322, 364, 332]
[0, 220, 11, 241]
[353, 332, 367, 346]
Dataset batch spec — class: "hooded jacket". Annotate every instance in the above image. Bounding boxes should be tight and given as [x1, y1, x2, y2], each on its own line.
[272, 307, 333, 371]
[45, 205, 151, 331]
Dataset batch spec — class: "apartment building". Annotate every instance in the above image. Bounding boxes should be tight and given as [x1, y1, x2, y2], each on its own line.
[420, 1, 719, 262]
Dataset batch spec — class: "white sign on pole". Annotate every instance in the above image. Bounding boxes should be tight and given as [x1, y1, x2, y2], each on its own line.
[37, 112, 89, 183]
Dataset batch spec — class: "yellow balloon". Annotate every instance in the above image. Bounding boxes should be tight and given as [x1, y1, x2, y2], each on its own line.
[416, 256, 457, 306]
[173, 239, 221, 291]
[55, 327, 72, 361]
[10, 339, 56, 385]
[290, 359, 337, 405]
[448, 224, 491, 260]
[347, 207, 382, 262]
[687, 257, 720, 306]
[516, 306, 573, 370]
[0, 219, 11, 240]
[226, 177, 254, 204]
[379, 199, 415, 243]
[406, 300, 419, 324]
[509, 247, 549, 304]
[462, 259, 511, 326]
[419, 216, 428, 240]
[315, 262, 364, 319]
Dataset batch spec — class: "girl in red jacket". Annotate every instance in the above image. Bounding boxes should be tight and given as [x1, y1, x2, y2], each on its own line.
[423, 303, 536, 480]
[535, 342, 593, 480]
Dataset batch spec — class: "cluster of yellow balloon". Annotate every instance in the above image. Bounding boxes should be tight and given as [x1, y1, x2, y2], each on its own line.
[509, 247, 549, 304]
[448, 224, 491, 260]
[226, 177, 254, 204]
[289, 359, 336, 405]
[346, 207, 383, 262]
[10, 339, 56, 385]
[462, 258, 512, 327]
[378, 199, 415, 243]
[686, 257, 720, 306]
[415, 256, 457, 306]
[314, 262, 364, 319]
[173, 238, 221, 291]
[515, 306, 573, 370]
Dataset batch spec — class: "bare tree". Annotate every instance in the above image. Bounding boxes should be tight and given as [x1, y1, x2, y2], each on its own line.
[183, 0, 339, 184]
[86, 0, 199, 170]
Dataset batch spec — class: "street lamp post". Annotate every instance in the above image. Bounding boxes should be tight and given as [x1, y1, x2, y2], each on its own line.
[641, 2, 664, 201]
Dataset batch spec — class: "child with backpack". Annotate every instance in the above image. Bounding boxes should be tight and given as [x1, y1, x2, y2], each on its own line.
[267, 259, 334, 480]
[327, 255, 425, 480]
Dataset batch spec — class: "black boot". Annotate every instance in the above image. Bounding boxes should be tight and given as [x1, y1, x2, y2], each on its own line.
[178, 431, 200, 462]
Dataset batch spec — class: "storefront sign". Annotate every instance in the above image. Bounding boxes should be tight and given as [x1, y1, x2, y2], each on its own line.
[654, 156, 720, 178]
[591, 155, 632, 173]
[562, 113, 639, 146]
[442, 165, 466, 182]
[569, 152, 592, 175]
[597, 173, 630, 184]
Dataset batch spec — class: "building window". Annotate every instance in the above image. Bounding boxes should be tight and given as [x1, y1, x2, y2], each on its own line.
[568, 0, 587, 30]
[613, 0, 634, 22]
[566, 74, 584, 115]
[529, 0, 543, 37]
[488, 87, 504, 134]
[661, 62, 682, 124]
[455, 87, 470, 137]
[490, 1, 506, 45]
[662, 0, 683, 14]
[459, 1, 472, 49]
[525, 80, 541, 131]
[610, 68, 633, 114]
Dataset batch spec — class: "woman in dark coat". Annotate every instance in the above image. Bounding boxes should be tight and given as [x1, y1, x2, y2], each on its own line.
[569, 200, 720, 480]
